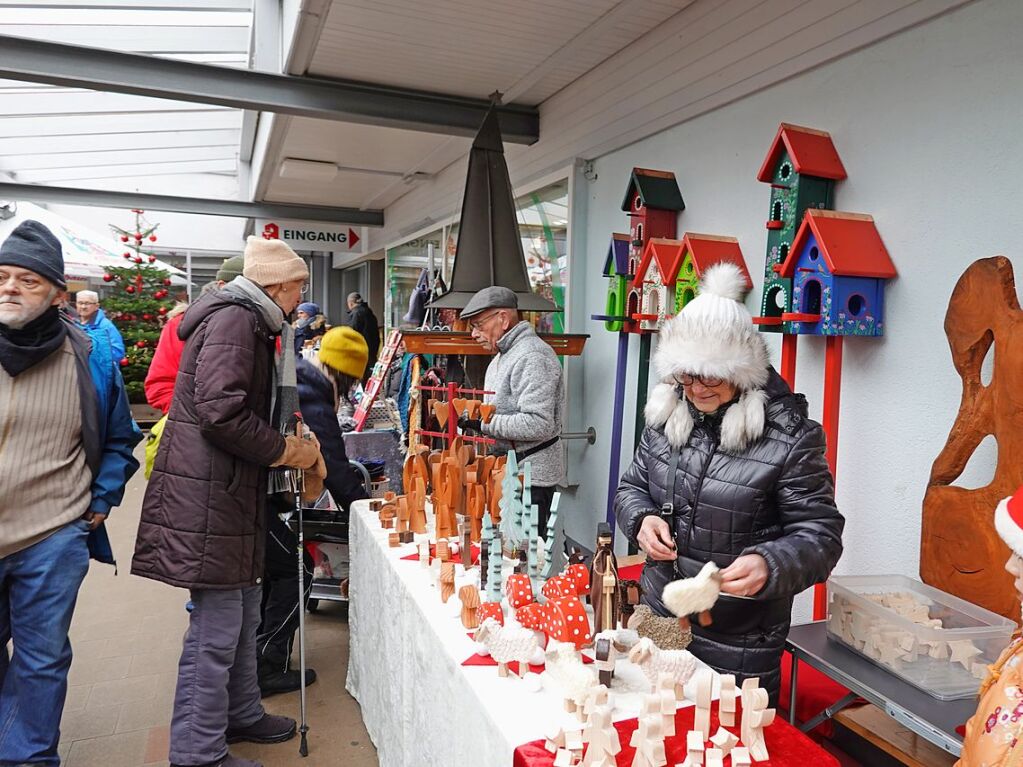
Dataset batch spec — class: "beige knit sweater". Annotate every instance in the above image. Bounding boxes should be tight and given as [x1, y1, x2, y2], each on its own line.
[0, 338, 92, 557]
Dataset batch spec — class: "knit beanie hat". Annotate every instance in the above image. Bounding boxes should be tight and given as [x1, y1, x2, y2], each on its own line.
[318, 326, 368, 379]
[645, 262, 770, 453]
[216, 254, 245, 283]
[298, 302, 321, 316]
[0, 220, 66, 288]
[995, 488, 1023, 559]
[242, 236, 308, 287]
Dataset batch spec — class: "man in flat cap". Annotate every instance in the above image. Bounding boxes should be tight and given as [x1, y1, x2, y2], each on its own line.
[0, 220, 141, 765]
[459, 286, 564, 532]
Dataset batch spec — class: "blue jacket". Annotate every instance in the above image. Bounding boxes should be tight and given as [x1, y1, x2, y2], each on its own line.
[77, 308, 126, 363]
[67, 322, 142, 564]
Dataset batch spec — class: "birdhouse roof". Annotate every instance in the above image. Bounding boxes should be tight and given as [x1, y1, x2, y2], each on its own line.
[620, 167, 686, 212]
[632, 237, 686, 289]
[756, 123, 847, 183]
[602, 233, 631, 276]
[681, 233, 753, 288]
[780, 210, 897, 279]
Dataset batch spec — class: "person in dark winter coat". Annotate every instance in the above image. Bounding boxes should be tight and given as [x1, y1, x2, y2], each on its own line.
[133, 236, 325, 767]
[257, 326, 369, 696]
[293, 301, 326, 353]
[345, 292, 379, 380]
[614, 263, 844, 704]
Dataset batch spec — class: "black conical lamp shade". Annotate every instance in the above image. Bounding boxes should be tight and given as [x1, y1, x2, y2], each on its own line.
[429, 108, 559, 313]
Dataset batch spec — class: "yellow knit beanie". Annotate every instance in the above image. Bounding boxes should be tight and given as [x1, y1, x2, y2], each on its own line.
[318, 326, 369, 379]
[242, 236, 309, 287]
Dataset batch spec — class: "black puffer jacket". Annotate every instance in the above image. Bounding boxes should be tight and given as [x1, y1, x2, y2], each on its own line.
[615, 369, 844, 701]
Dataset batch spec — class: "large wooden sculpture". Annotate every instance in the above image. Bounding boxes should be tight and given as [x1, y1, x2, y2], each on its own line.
[921, 256, 1023, 619]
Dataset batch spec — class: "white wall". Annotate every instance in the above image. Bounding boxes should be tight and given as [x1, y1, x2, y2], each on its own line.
[562, 0, 1022, 622]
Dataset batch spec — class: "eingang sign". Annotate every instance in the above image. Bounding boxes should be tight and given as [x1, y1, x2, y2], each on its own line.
[256, 219, 365, 255]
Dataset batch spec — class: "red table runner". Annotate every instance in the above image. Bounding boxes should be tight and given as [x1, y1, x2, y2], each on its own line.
[513, 699, 839, 766]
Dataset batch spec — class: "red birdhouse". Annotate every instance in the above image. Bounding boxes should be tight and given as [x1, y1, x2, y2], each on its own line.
[620, 168, 685, 334]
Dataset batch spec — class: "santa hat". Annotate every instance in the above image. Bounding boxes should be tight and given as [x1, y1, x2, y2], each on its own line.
[995, 488, 1023, 559]
[645, 262, 770, 453]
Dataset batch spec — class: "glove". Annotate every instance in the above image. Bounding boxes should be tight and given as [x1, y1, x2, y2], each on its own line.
[272, 434, 321, 470]
[457, 414, 483, 432]
[301, 452, 327, 502]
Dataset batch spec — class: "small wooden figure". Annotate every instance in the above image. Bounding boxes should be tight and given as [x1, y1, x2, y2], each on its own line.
[581, 705, 620, 767]
[703, 747, 723, 767]
[435, 539, 450, 562]
[590, 522, 620, 635]
[553, 749, 579, 767]
[730, 746, 751, 766]
[479, 403, 496, 423]
[708, 728, 737, 757]
[439, 562, 455, 604]
[545, 724, 565, 754]
[685, 731, 704, 765]
[627, 637, 697, 696]
[387, 532, 400, 547]
[718, 674, 736, 727]
[475, 619, 538, 679]
[460, 520, 473, 568]
[655, 673, 676, 737]
[593, 635, 615, 687]
[693, 674, 712, 740]
[628, 709, 666, 767]
[459, 585, 481, 630]
[418, 540, 430, 568]
[747, 707, 775, 762]
[740, 677, 772, 760]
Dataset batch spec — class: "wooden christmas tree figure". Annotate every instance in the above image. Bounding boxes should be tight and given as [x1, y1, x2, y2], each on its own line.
[524, 462, 542, 590]
[498, 450, 525, 551]
[480, 511, 494, 590]
[581, 705, 620, 767]
[486, 525, 504, 603]
[541, 492, 561, 580]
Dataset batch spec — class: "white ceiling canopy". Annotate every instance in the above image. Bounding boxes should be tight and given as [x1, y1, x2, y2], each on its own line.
[0, 0, 250, 194]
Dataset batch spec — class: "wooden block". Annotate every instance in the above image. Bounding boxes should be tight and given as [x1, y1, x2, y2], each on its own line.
[709, 728, 737, 756]
[694, 675, 712, 739]
[459, 585, 482, 630]
[436, 540, 450, 562]
[388, 533, 400, 547]
[398, 530, 415, 543]
[718, 674, 736, 727]
[730, 746, 751, 766]
[704, 747, 723, 767]
[440, 562, 455, 603]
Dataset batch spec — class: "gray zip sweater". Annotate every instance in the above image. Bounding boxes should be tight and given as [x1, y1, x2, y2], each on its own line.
[482, 321, 564, 486]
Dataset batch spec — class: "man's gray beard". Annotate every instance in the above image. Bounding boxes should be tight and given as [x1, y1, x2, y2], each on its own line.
[0, 287, 59, 330]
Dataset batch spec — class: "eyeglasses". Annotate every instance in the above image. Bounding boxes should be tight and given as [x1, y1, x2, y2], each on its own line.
[76, 301, 98, 307]
[676, 373, 725, 388]
[299, 283, 308, 295]
[468, 311, 500, 331]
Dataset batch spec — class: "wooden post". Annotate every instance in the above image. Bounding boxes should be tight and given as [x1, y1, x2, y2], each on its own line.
[817, 334, 844, 619]
[604, 332, 630, 525]
[446, 380, 458, 443]
[780, 333, 798, 389]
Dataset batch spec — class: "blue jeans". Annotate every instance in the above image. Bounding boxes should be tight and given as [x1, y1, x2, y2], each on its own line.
[0, 520, 91, 766]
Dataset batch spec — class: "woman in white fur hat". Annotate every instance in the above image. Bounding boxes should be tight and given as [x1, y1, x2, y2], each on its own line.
[614, 262, 845, 703]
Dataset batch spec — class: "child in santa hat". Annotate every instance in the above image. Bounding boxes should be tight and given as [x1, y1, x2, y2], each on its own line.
[956, 487, 1023, 766]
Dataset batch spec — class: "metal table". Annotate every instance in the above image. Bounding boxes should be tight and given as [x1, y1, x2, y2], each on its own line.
[785, 622, 976, 757]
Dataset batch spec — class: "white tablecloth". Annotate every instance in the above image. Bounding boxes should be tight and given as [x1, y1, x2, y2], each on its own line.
[345, 499, 713, 767]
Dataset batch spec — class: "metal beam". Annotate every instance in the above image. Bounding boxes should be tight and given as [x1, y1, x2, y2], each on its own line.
[0, 182, 384, 226]
[0, 35, 540, 144]
[0, 1, 252, 8]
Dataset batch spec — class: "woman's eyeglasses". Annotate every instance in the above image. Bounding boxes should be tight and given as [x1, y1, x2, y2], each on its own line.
[676, 373, 724, 388]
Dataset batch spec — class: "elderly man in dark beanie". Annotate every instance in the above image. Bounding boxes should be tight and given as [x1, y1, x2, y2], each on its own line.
[0, 220, 141, 766]
[133, 235, 326, 767]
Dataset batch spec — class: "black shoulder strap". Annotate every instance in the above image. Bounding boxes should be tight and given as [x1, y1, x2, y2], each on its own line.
[659, 446, 681, 520]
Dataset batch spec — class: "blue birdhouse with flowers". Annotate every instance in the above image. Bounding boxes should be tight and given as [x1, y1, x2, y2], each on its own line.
[777, 209, 896, 336]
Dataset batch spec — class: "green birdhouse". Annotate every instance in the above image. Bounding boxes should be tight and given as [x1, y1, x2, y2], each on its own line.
[591, 233, 632, 332]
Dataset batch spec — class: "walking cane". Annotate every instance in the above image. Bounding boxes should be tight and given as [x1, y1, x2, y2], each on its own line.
[292, 415, 311, 757]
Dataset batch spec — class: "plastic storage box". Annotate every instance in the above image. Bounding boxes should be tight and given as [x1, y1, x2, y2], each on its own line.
[827, 574, 1017, 700]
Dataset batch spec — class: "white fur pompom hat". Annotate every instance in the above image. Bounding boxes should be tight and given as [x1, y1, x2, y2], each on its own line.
[645, 262, 770, 453]
[995, 487, 1023, 559]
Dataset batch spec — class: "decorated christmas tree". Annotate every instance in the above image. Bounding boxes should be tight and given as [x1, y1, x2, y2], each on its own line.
[103, 210, 175, 403]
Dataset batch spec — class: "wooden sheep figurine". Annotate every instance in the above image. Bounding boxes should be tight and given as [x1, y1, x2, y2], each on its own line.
[475, 618, 539, 678]
[662, 561, 722, 630]
[627, 637, 697, 697]
[544, 641, 598, 718]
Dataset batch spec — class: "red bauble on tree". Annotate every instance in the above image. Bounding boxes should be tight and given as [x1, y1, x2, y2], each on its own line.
[103, 273, 114, 282]
[142, 313, 153, 321]
[134, 233, 143, 242]
[134, 256, 143, 264]
[123, 252, 132, 259]
[135, 340, 147, 349]
[120, 358, 130, 368]
[158, 306, 168, 316]
[149, 235, 157, 242]
[120, 235, 129, 243]
[162, 278, 171, 286]
[125, 285, 135, 294]
[148, 256, 156, 263]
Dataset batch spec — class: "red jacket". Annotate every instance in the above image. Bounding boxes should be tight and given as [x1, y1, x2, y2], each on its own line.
[144, 313, 185, 414]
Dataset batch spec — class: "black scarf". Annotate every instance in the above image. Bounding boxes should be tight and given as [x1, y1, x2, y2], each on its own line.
[0, 306, 68, 377]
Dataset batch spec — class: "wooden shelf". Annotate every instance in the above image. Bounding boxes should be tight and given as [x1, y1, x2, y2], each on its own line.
[401, 330, 589, 356]
[834, 704, 956, 767]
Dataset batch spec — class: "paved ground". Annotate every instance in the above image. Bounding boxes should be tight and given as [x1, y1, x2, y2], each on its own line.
[56, 446, 378, 767]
